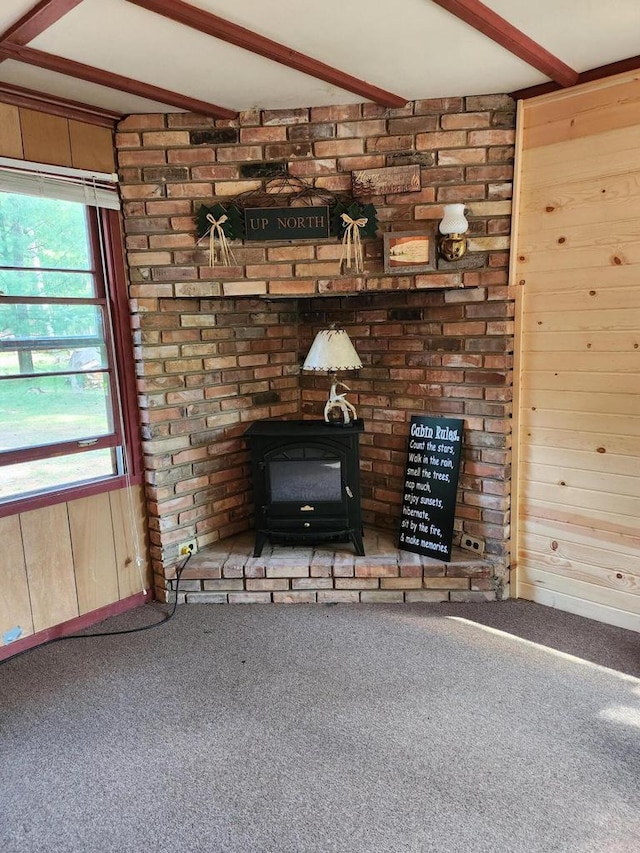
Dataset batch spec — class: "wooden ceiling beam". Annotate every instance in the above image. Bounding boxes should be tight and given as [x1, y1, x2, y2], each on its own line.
[0, 80, 121, 126]
[0, 42, 238, 119]
[512, 54, 640, 100]
[0, 0, 84, 46]
[577, 54, 640, 86]
[126, 0, 407, 108]
[431, 0, 579, 88]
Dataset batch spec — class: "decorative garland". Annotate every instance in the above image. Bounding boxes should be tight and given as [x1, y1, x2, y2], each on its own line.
[195, 191, 378, 273]
[331, 202, 378, 274]
[195, 203, 244, 266]
[330, 201, 378, 240]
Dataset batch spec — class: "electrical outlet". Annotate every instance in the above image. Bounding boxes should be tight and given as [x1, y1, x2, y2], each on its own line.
[178, 539, 197, 557]
[460, 534, 485, 555]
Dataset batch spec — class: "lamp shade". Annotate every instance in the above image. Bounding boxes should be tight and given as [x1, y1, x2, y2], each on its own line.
[302, 328, 362, 371]
[439, 203, 468, 235]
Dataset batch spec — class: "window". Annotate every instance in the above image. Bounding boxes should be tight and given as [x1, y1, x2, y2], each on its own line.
[0, 169, 139, 510]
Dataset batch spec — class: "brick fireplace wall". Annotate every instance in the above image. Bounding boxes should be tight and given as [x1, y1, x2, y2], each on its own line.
[115, 96, 515, 600]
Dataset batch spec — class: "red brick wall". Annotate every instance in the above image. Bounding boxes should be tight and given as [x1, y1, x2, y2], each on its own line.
[300, 289, 513, 560]
[131, 294, 300, 594]
[115, 95, 515, 598]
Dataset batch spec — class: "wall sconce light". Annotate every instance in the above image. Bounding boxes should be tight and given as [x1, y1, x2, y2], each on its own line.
[437, 203, 469, 262]
[302, 325, 362, 425]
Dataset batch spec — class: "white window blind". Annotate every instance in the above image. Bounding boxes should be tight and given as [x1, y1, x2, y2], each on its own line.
[0, 157, 120, 210]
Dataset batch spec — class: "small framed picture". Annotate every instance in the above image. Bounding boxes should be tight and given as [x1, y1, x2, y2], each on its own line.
[383, 230, 436, 274]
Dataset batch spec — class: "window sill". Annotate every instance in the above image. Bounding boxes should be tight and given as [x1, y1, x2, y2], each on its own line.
[0, 472, 144, 519]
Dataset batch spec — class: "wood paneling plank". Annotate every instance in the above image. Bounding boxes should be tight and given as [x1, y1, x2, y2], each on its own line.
[521, 517, 640, 559]
[525, 97, 640, 149]
[520, 444, 639, 478]
[518, 221, 640, 258]
[518, 566, 640, 615]
[517, 582, 640, 631]
[519, 460, 639, 499]
[519, 552, 639, 594]
[0, 515, 34, 643]
[521, 409, 640, 437]
[520, 124, 640, 187]
[0, 102, 23, 158]
[524, 286, 640, 316]
[523, 77, 640, 146]
[518, 173, 640, 231]
[20, 107, 71, 166]
[69, 492, 119, 614]
[522, 351, 638, 373]
[522, 480, 639, 519]
[109, 486, 150, 599]
[69, 120, 115, 173]
[521, 532, 640, 579]
[522, 307, 640, 333]
[520, 389, 639, 417]
[21, 503, 77, 632]
[519, 265, 639, 294]
[519, 498, 639, 541]
[522, 371, 637, 395]
[517, 245, 640, 274]
[523, 77, 640, 130]
[520, 426, 638, 458]
[521, 329, 639, 352]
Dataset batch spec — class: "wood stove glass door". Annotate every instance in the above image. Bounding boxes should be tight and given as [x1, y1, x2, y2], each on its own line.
[264, 444, 347, 519]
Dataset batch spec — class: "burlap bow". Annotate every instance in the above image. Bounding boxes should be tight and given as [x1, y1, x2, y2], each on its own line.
[206, 212, 237, 268]
[339, 212, 368, 274]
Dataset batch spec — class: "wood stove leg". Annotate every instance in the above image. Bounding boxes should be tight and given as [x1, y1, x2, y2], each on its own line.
[253, 531, 267, 558]
[351, 529, 365, 556]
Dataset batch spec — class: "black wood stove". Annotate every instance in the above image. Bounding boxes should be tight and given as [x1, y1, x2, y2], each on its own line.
[245, 419, 365, 558]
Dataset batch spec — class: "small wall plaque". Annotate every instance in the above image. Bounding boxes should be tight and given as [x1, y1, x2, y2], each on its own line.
[352, 164, 420, 197]
[383, 230, 436, 274]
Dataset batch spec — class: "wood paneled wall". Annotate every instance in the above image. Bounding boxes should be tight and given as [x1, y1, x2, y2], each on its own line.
[512, 72, 640, 631]
[0, 487, 150, 642]
[0, 101, 115, 172]
[0, 101, 148, 654]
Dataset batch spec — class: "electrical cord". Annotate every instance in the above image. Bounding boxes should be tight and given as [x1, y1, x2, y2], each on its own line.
[0, 554, 191, 666]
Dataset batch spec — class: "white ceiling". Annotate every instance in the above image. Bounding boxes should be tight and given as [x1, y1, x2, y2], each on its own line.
[1, 0, 639, 117]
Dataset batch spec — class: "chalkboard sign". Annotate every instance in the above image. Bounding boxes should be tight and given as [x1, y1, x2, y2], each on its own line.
[398, 415, 464, 561]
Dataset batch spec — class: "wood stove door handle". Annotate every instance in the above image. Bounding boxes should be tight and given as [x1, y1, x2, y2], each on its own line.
[345, 486, 353, 497]
[300, 505, 314, 511]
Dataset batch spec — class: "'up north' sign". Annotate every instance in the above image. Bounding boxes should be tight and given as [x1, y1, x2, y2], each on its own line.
[244, 206, 330, 241]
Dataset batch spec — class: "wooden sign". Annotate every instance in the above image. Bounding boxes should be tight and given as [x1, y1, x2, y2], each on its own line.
[244, 205, 330, 241]
[399, 415, 464, 561]
[352, 164, 420, 197]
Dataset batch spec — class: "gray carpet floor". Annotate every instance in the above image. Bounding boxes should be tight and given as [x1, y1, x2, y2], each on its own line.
[1, 601, 639, 853]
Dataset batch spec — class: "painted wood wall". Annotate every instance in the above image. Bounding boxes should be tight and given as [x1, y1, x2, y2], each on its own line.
[512, 72, 640, 631]
[0, 102, 149, 649]
[0, 101, 115, 172]
[0, 487, 149, 642]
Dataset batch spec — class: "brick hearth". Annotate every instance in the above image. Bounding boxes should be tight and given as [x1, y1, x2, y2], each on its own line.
[170, 527, 505, 604]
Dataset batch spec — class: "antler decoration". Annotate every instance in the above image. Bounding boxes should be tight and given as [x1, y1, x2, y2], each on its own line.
[339, 212, 368, 274]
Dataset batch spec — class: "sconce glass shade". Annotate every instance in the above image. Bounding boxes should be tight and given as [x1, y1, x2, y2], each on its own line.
[439, 203, 468, 235]
[302, 328, 362, 372]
